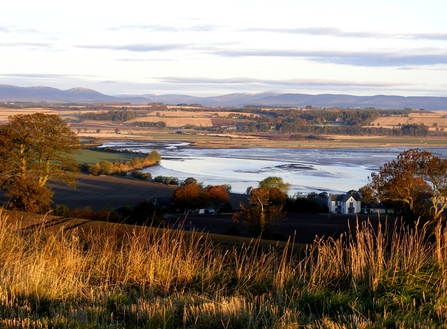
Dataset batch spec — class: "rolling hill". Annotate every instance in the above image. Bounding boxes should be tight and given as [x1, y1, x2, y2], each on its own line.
[1, 84, 447, 110]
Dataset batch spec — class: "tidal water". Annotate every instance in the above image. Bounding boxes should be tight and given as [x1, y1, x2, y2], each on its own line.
[100, 141, 447, 195]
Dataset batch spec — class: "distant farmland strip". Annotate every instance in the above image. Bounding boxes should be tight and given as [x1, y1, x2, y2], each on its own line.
[128, 117, 213, 127]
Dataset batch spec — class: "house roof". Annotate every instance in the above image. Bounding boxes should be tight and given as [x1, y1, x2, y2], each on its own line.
[331, 194, 360, 202]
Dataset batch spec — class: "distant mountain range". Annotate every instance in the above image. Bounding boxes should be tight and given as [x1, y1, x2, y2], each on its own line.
[1, 84, 447, 110]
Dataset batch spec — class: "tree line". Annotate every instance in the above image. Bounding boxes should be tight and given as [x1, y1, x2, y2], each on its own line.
[80, 109, 140, 122]
[277, 123, 429, 136]
[81, 150, 161, 176]
[130, 121, 167, 128]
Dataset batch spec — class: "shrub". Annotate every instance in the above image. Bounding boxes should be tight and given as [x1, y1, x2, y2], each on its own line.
[53, 204, 70, 217]
[131, 171, 152, 180]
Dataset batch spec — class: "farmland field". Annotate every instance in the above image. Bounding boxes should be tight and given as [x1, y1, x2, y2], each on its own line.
[3, 105, 447, 149]
[127, 116, 214, 127]
[369, 110, 447, 130]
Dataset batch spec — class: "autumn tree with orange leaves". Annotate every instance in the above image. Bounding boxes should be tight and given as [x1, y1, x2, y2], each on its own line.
[233, 186, 287, 236]
[170, 183, 209, 210]
[0, 113, 80, 213]
[205, 185, 230, 212]
[368, 148, 447, 223]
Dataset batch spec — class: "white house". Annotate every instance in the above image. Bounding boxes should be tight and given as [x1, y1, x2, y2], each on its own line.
[328, 194, 361, 214]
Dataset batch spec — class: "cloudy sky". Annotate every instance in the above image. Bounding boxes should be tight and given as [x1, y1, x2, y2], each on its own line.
[1, 0, 447, 97]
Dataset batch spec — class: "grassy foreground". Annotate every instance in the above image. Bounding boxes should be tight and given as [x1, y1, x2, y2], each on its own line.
[1, 211, 447, 328]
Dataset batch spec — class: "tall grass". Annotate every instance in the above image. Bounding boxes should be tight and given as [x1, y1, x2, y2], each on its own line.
[1, 210, 447, 328]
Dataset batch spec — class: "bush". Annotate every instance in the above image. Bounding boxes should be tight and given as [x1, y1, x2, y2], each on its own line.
[99, 160, 115, 175]
[131, 171, 152, 180]
[53, 204, 70, 217]
[153, 175, 179, 185]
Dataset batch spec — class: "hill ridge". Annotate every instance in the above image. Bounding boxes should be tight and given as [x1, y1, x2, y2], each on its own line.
[1, 84, 446, 110]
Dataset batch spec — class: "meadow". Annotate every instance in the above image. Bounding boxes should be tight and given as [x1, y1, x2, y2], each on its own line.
[1, 209, 447, 328]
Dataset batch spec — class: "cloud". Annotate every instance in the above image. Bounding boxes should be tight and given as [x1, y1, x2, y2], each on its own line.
[147, 76, 441, 97]
[0, 73, 101, 81]
[76, 43, 189, 52]
[158, 76, 409, 89]
[211, 49, 447, 67]
[0, 25, 44, 35]
[108, 23, 224, 33]
[74, 41, 447, 67]
[0, 41, 53, 48]
[116, 57, 176, 62]
[243, 27, 447, 41]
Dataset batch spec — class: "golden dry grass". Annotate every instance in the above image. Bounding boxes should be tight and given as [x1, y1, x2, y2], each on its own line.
[370, 111, 447, 130]
[2, 208, 447, 327]
[0, 108, 54, 122]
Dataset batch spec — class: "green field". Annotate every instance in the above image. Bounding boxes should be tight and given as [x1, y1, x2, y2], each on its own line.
[73, 149, 138, 164]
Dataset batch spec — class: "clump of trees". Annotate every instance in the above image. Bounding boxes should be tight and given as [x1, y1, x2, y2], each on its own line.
[170, 178, 230, 213]
[83, 150, 161, 176]
[130, 171, 152, 180]
[0, 113, 80, 213]
[81, 109, 139, 122]
[153, 175, 179, 185]
[131, 121, 167, 128]
[234, 177, 289, 236]
[365, 148, 447, 224]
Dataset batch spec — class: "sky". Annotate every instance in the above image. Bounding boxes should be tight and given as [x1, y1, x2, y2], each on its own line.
[1, 0, 447, 97]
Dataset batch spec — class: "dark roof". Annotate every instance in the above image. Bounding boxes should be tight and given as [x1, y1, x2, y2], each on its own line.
[331, 194, 360, 202]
